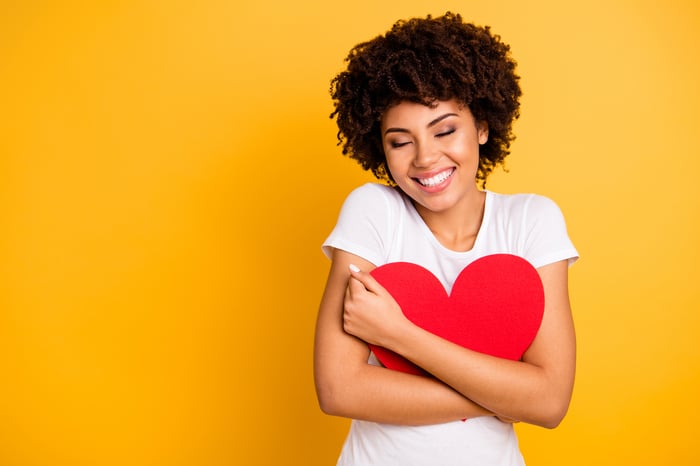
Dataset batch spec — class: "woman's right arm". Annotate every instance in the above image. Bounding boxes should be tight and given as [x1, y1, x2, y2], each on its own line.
[313, 248, 490, 425]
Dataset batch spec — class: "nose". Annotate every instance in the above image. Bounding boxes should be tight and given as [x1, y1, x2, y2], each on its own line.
[413, 141, 439, 168]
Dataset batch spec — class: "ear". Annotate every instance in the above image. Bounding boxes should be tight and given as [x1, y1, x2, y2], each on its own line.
[477, 121, 489, 145]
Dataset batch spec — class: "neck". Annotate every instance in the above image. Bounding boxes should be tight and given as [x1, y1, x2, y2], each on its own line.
[414, 190, 486, 252]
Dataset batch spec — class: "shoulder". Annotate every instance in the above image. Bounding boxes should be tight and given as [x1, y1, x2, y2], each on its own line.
[488, 191, 577, 267]
[344, 182, 403, 204]
[489, 191, 565, 222]
[323, 183, 407, 264]
[489, 191, 558, 209]
[339, 183, 408, 218]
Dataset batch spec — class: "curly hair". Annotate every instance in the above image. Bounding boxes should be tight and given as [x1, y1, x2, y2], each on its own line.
[330, 12, 521, 185]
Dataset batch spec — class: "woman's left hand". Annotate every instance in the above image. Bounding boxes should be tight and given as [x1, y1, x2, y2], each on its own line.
[343, 264, 410, 348]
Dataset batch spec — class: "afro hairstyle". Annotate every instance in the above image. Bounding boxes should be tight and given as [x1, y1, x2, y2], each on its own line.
[330, 12, 522, 186]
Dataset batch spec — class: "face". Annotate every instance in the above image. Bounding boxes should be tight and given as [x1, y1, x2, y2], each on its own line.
[380, 99, 488, 215]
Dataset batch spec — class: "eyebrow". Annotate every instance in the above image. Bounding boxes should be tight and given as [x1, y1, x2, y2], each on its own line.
[384, 113, 459, 135]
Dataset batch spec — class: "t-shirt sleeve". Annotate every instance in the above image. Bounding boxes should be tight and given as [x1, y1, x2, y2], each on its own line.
[521, 195, 579, 268]
[322, 184, 393, 266]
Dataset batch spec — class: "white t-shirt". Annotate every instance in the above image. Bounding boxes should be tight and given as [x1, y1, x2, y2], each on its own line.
[322, 183, 579, 466]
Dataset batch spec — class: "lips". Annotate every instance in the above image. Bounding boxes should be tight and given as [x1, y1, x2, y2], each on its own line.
[414, 167, 455, 187]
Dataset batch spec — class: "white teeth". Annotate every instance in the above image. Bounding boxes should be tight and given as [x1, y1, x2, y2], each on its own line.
[417, 169, 453, 187]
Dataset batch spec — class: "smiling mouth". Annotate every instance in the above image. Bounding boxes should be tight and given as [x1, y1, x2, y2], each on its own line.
[414, 168, 455, 187]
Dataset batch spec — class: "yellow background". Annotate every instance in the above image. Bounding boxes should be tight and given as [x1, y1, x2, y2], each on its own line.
[2, 1, 698, 465]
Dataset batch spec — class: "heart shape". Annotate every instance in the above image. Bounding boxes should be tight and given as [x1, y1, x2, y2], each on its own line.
[368, 254, 544, 376]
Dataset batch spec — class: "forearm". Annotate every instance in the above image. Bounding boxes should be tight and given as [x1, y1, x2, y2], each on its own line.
[315, 351, 492, 425]
[391, 326, 571, 427]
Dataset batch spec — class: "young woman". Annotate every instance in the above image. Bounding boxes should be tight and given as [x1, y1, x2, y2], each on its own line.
[314, 12, 578, 466]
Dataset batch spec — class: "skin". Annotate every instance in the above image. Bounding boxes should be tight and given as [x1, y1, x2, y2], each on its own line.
[314, 99, 576, 428]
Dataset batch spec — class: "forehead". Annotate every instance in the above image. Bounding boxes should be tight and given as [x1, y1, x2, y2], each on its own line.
[380, 99, 471, 128]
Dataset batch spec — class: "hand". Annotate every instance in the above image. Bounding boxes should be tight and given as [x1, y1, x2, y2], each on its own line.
[343, 264, 410, 348]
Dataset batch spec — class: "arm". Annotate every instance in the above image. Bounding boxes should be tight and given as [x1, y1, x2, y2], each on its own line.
[313, 248, 492, 425]
[344, 259, 576, 428]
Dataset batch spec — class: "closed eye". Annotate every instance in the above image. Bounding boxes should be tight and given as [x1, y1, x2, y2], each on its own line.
[390, 141, 411, 148]
[436, 128, 456, 138]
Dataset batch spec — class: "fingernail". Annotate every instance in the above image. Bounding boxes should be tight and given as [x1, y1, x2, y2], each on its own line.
[349, 264, 360, 273]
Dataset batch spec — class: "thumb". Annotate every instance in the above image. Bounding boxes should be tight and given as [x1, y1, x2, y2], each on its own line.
[348, 264, 384, 294]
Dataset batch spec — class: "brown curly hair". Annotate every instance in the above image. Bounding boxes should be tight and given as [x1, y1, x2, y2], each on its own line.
[330, 12, 521, 185]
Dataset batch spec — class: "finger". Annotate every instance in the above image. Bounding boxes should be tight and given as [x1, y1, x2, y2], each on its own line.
[346, 275, 366, 297]
[348, 264, 384, 294]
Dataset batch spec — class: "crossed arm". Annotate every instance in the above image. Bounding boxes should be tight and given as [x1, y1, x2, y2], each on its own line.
[313, 248, 576, 428]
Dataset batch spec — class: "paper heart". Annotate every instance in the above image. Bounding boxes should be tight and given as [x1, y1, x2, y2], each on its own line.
[368, 254, 544, 376]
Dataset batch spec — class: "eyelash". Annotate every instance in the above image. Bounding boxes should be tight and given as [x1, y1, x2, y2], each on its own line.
[436, 128, 456, 138]
[389, 129, 456, 149]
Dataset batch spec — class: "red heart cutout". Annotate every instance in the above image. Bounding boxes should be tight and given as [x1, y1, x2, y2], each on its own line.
[368, 254, 544, 376]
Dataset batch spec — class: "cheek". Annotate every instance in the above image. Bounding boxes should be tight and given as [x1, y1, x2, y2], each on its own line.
[384, 152, 402, 171]
[384, 157, 413, 186]
[384, 158, 400, 181]
[452, 136, 480, 157]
